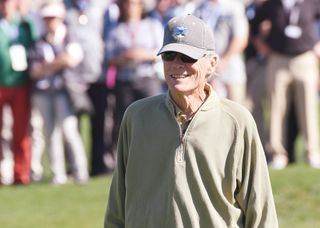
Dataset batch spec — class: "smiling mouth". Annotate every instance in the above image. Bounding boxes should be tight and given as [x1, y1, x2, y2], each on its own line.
[170, 74, 190, 79]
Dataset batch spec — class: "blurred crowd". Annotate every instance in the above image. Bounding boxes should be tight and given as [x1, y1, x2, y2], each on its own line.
[0, 0, 320, 185]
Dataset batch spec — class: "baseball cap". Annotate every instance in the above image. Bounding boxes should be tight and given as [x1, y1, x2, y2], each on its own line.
[157, 14, 215, 60]
[40, 2, 66, 19]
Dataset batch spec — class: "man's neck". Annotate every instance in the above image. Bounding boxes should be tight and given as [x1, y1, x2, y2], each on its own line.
[170, 86, 209, 119]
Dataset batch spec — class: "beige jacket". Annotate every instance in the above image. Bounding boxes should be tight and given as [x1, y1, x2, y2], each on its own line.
[105, 85, 278, 228]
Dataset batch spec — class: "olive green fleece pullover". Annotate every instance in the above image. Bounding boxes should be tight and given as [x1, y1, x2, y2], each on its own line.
[105, 84, 278, 228]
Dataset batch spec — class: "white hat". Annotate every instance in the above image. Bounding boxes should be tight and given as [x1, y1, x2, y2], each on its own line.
[40, 2, 66, 19]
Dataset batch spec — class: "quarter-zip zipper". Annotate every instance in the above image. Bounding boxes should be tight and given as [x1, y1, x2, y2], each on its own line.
[176, 111, 191, 163]
[176, 123, 184, 163]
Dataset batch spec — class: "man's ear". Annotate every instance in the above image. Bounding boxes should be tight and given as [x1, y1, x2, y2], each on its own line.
[207, 54, 219, 76]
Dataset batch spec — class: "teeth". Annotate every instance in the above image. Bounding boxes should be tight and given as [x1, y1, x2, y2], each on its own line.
[171, 74, 188, 79]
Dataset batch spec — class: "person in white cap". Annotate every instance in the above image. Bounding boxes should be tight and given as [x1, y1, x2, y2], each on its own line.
[28, 2, 89, 185]
[104, 14, 278, 227]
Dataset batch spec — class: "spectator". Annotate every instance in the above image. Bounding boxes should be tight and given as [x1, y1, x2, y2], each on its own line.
[194, 0, 249, 105]
[251, 0, 320, 169]
[28, 2, 89, 184]
[100, 0, 120, 174]
[105, 0, 163, 156]
[63, 0, 113, 176]
[105, 14, 278, 227]
[244, 0, 270, 158]
[17, 0, 46, 183]
[0, 0, 36, 185]
[1, 0, 44, 185]
[245, 0, 299, 163]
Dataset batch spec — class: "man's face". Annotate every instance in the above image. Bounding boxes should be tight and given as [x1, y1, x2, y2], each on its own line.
[162, 52, 216, 97]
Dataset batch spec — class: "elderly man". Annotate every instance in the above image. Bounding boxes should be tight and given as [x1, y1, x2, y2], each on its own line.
[105, 14, 278, 228]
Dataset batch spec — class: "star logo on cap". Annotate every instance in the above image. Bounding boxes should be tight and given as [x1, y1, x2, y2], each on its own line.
[172, 26, 188, 39]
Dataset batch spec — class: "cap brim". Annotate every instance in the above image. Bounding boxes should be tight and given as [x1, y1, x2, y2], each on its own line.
[157, 43, 206, 60]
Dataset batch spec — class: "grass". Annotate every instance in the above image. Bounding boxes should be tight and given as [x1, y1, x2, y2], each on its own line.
[270, 165, 320, 227]
[0, 176, 112, 228]
[1, 166, 320, 228]
[1, 116, 320, 227]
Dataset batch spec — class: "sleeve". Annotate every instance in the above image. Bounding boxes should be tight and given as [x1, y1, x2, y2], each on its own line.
[250, 2, 269, 37]
[104, 113, 129, 228]
[104, 26, 119, 64]
[231, 1, 249, 39]
[235, 114, 279, 228]
[102, 3, 119, 41]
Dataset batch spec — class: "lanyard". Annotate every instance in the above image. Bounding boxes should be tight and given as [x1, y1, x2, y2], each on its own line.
[282, 0, 297, 10]
[283, 0, 304, 39]
[283, 0, 304, 25]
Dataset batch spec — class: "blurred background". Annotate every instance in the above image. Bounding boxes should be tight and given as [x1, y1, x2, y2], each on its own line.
[1, 0, 320, 227]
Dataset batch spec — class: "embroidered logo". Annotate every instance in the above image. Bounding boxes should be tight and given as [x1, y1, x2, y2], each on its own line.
[172, 26, 188, 40]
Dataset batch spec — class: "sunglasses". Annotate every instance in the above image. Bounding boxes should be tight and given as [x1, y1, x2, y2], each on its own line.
[161, 52, 198, 64]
